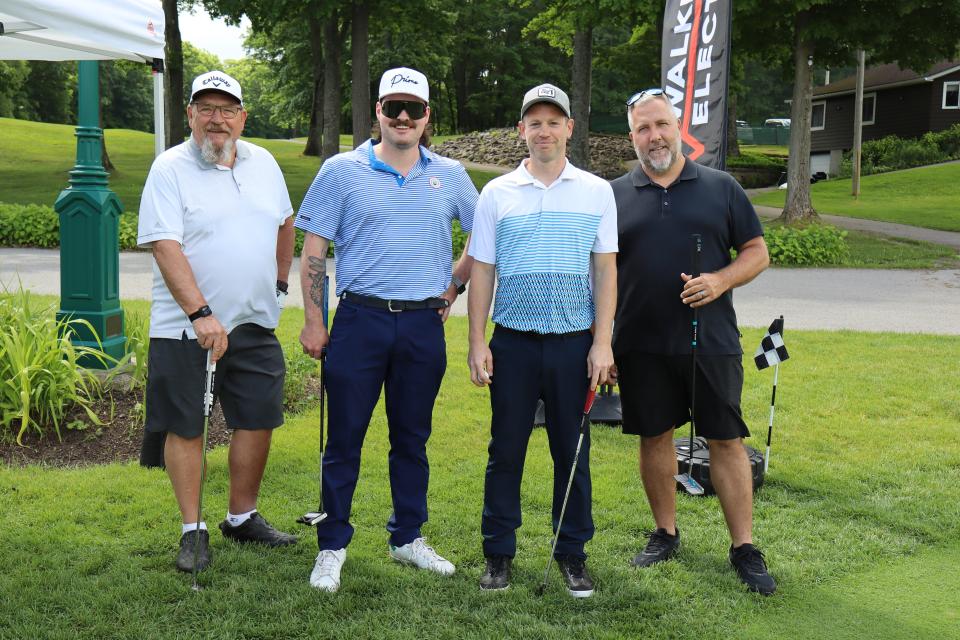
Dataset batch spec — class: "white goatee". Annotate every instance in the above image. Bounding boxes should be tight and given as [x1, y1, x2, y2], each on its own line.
[200, 136, 235, 165]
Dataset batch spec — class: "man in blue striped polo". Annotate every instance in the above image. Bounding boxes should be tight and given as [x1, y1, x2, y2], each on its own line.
[467, 83, 618, 597]
[295, 67, 479, 592]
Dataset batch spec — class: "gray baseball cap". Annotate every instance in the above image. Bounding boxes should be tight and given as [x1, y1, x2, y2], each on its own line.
[520, 83, 571, 118]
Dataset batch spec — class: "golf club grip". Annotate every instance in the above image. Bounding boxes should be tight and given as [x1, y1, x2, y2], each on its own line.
[583, 387, 597, 414]
[691, 233, 702, 278]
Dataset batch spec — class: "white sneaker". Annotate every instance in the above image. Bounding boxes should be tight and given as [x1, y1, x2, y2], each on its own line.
[389, 537, 456, 575]
[310, 548, 346, 592]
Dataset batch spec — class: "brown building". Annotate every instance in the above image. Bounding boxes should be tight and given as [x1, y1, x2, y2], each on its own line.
[809, 60, 960, 175]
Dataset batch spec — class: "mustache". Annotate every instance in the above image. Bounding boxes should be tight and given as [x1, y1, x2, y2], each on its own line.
[389, 119, 415, 127]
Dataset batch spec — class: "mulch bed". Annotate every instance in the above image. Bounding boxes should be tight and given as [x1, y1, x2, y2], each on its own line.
[0, 387, 232, 468]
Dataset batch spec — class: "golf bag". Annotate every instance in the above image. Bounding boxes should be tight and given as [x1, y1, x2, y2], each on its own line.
[674, 437, 765, 496]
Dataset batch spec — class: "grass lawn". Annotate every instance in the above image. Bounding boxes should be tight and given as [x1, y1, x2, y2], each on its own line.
[751, 164, 960, 232]
[1, 298, 959, 639]
[0, 118, 489, 214]
[739, 144, 789, 157]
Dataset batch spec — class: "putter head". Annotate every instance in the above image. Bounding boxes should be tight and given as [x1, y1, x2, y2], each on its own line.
[297, 511, 328, 526]
[674, 473, 706, 496]
[191, 582, 202, 592]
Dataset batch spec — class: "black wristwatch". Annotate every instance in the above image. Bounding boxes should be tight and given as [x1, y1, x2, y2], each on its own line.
[188, 305, 212, 322]
[276, 280, 289, 294]
[451, 275, 466, 295]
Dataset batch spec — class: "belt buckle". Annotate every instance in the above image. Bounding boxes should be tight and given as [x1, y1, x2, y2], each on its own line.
[387, 299, 402, 313]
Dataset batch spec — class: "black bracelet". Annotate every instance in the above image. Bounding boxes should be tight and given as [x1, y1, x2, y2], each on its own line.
[276, 280, 289, 294]
[188, 305, 212, 322]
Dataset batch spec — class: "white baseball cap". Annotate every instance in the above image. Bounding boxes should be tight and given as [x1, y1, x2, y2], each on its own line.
[378, 67, 429, 103]
[190, 70, 243, 104]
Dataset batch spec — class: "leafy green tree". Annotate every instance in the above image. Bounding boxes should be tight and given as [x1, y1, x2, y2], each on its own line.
[0, 61, 30, 119]
[224, 57, 287, 138]
[100, 61, 154, 132]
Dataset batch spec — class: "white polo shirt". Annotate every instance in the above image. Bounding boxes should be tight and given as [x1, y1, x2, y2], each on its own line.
[469, 159, 618, 334]
[138, 137, 293, 339]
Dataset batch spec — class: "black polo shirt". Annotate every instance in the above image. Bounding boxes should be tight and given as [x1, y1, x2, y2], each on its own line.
[610, 158, 763, 356]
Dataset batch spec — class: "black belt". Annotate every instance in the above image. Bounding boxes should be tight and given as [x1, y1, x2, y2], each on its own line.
[495, 325, 592, 339]
[341, 291, 449, 312]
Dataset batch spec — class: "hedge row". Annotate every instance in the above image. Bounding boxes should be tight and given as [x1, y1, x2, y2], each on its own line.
[840, 123, 960, 176]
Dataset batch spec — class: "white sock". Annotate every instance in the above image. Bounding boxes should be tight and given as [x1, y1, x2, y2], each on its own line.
[226, 509, 257, 527]
[182, 522, 207, 535]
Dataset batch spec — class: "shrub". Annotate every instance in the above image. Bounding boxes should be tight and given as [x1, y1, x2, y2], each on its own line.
[765, 223, 849, 266]
[0, 202, 142, 250]
[0, 288, 107, 445]
[922, 123, 960, 157]
[841, 128, 960, 177]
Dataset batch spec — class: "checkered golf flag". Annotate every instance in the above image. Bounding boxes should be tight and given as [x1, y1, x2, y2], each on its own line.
[754, 318, 789, 370]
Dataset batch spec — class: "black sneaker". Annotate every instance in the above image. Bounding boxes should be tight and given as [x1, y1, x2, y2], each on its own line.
[175, 529, 211, 573]
[630, 527, 681, 567]
[555, 555, 594, 598]
[729, 543, 777, 595]
[219, 512, 298, 547]
[479, 555, 512, 591]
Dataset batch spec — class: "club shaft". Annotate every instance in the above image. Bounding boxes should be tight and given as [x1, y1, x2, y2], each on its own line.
[192, 352, 216, 588]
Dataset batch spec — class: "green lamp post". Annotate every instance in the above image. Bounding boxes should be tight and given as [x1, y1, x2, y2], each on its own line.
[54, 60, 126, 367]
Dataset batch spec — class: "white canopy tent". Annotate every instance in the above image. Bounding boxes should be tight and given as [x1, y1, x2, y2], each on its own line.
[0, 0, 168, 156]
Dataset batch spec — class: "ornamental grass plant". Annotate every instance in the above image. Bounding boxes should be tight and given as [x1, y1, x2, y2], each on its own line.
[0, 287, 105, 445]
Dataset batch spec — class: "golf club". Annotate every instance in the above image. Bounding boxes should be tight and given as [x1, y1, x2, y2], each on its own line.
[675, 233, 706, 496]
[192, 350, 217, 591]
[297, 350, 328, 526]
[535, 385, 598, 596]
[298, 274, 329, 526]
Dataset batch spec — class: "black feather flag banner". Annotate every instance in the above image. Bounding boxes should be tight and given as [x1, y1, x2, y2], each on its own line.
[754, 317, 789, 370]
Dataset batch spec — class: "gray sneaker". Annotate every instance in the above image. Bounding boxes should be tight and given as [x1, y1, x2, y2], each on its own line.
[175, 529, 211, 573]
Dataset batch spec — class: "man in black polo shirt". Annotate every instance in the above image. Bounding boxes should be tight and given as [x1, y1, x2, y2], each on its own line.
[610, 90, 776, 595]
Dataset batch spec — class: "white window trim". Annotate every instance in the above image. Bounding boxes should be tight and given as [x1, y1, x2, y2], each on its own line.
[944, 81, 960, 109]
[811, 100, 826, 131]
[862, 92, 876, 126]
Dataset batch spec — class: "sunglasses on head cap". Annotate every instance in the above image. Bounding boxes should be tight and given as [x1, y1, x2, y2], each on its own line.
[381, 99, 427, 120]
[626, 88, 665, 107]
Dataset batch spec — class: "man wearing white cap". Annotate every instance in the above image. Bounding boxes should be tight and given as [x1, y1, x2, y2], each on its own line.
[467, 83, 617, 597]
[138, 70, 298, 574]
[297, 67, 479, 592]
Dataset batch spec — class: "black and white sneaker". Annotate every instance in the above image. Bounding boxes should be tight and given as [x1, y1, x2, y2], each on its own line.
[630, 527, 681, 567]
[175, 529, 211, 573]
[479, 555, 512, 591]
[219, 513, 298, 547]
[555, 555, 594, 598]
[729, 543, 777, 595]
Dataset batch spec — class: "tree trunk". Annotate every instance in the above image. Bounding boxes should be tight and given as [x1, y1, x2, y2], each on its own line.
[780, 13, 818, 224]
[569, 27, 592, 170]
[727, 92, 740, 158]
[162, 0, 184, 149]
[351, 2, 370, 148]
[321, 12, 344, 161]
[304, 15, 324, 157]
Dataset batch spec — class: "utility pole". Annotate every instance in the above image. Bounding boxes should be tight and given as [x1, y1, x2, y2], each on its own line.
[852, 50, 865, 198]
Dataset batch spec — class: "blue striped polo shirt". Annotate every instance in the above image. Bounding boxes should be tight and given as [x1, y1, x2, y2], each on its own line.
[295, 140, 478, 299]
[469, 159, 618, 334]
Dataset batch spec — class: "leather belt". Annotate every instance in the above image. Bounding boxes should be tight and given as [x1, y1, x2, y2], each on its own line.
[341, 291, 449, 312]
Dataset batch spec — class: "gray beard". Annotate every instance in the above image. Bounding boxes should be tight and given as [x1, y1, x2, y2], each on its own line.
[200, 136, 235, 165]
[638, 139, 681, 175]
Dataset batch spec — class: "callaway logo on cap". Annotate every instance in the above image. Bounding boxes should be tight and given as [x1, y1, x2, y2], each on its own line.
[190, 70, 243, 105]
[378, 67, 429, 103]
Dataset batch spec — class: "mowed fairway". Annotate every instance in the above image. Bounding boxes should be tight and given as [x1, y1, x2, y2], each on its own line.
[0, 118, 496, 213]
[1, 300, 958, 639]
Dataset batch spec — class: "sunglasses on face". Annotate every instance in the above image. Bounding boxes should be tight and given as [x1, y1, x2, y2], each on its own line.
[626, 88, 665, 106]
[381, 100, 428, 120]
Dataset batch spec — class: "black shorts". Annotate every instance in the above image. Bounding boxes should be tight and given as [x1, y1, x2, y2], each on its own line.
[146, 323, 285, 438]
[617, 352, 749, 440]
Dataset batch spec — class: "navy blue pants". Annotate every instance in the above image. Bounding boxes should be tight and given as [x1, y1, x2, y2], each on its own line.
[481, 327, 594, 559]
[318, 300, 446, 550]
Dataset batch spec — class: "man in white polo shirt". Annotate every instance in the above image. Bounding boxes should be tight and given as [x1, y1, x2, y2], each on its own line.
[467, 83, 618, 597]
[296, 66, 479, 592]
[138, 70, 298, 575]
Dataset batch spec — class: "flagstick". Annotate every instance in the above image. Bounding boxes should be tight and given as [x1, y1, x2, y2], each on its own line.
[763, 362, 779, 474]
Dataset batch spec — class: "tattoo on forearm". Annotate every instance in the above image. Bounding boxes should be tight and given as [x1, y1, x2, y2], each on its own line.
[308, 256, 326, 308]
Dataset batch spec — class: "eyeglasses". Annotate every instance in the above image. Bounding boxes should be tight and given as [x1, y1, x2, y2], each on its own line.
[193, 102, 242, 119]
[626, 88, 665, 107]
[381, 100, 428, 120]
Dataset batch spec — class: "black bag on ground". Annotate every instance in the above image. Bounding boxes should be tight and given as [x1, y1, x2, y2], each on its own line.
[674, 437, 765, 496]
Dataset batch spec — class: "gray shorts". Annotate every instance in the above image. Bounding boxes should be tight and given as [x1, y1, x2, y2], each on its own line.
[145, 323, 285, 437]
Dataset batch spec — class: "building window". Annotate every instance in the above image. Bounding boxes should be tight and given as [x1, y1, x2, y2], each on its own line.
[862, 93, 876, 125]
[811, 101, 826, 131]
[944, 81, 960, 109]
